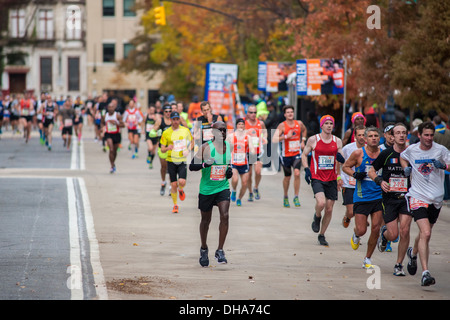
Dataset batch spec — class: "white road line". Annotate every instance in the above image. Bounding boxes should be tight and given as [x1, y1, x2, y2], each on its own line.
[71, 140, 78, 170]
[78, 177, 108, 300]
[67, 177, 83, 300]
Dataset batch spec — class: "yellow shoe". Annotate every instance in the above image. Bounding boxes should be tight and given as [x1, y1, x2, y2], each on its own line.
[363, 257, 374, 269]
[351, 233, 360, 250]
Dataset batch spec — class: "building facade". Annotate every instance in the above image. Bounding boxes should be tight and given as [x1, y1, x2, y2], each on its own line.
[85, 0, 163, 108]
[1, 0, 87, 98]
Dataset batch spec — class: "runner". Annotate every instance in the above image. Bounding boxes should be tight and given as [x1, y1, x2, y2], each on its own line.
[274, 105, 307, 208]
[368, 122, 411, 276]
[152, 104, 172, 195]
[342, 126, 382, 269]
[144, 104, 158, 169]
[19, 92, 35, 143]
[73, 96, 84, 145]
[227, 118, 254, 206]
[302, 115, 345, 246]
[380, 123, 395, 151]
[400, 121, 450, 286]
[37, 93, 46, 145]
[342, 112, 366, 146]
[160, 111, 193, 213]
[42, 95, 58, 151]
[189, 121, 233, 267]
[101, 101, 125, 173]
[59, 99, 75, 150]
[341, 125, 366, 227]
[123, 99, 144, 159]
[245, 105, 268, 201]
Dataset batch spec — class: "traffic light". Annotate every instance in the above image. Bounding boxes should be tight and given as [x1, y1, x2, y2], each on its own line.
[154, 6, 166, 26]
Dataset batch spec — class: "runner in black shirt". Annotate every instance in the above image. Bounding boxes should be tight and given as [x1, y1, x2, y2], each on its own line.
[369, 122, 412, 276]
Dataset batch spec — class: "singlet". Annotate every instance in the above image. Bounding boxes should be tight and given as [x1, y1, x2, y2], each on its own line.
[281, 121, 302, 157]
[20, 99, 34, 116]
[199, 140, 231, 195]
[104, 112, 120, 134]
[44, 103, 56, 120]
[124, 108, 140, 130]
[145, 114, 156, 135]
[196, 114, 219, 143]
[372, 146, 409, 199]
[160, 126, 192, 163]
[231, 133, 249, 166]
[353, 147, 382, 203]
[311, 134, 338, 182]
[245, 119, 263, 155]
[340, 142, 360, 188]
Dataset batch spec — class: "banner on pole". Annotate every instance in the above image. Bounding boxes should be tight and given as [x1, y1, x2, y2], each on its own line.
[296, 59, 345, 96]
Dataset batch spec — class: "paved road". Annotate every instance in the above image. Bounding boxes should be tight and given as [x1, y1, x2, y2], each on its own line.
[1, 126, 449, 303]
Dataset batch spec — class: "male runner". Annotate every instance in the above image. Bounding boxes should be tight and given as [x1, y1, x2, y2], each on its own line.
[342, 126, 382, 269]
[302, 115, 345, 246]
[59, 99, 75, 150]
[274, 105, 307, 208]
[144, 104, 158, 169]
[42, 95, 58, 151]
[189, 121, 233, 267]
[123, 99, 144, 159]
[160, 111, 193, 213]
[400, 121, 450, 286]
[101, 102, 125, 173]
[368, 122, 412, 276]
[152, 104, 172, 195]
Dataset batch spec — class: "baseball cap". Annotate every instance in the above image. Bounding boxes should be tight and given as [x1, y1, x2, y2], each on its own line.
[170, 111, 180, 119]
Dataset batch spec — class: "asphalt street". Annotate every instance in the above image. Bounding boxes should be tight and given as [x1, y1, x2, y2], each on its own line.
[0, 126, 449, 302]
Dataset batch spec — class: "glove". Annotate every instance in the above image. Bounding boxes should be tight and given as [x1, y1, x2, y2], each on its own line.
[304, 167, 311, 185]
[403, 166, 412, 177]
[432, 159, 447, 170]
[149, 129, 158, 138]
[203, 158, 215, 168]
[353, 171, 367, 181]
[336, 152, 345, 164]
[226, 166, 233, 179]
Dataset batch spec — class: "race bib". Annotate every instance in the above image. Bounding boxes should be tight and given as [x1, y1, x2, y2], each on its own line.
[251, 136, 260, 148]
[288, 140, 300, 153]
[22, 109, 29, 116]
[409, 197, 429, 210]
[349, 176, 356, 186]
[107, 121, 117, 132]
[389, 177, 408, 192]
[233, 152, 246, 165]
[146, 123, 154, 132]
[203, 128, 214, 141]
[64, 118, 73, 127]
[318, 155, 334, 170]
[173, 139, 187, 152]
[210, 165, 227, 181]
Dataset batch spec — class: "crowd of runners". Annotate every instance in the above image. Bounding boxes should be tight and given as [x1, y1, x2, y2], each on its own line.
[1, 92, 449, 288]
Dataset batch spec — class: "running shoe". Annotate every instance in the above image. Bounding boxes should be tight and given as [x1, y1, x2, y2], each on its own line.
[148, 162, 153, 169]
[393, 263, 406, 276]
[293, 196, 301, 207]
[363, 257, 374, 269]
[199, 247, 209, 267]
[160, 182, 166, 196]
[179, 189, 185, 201]
[110, 166, 116, 174]
[253, 188, 260, 200]
[351, 233, 360, 250]
[147, 156, 151, 164]
[421, 271, 435, 286]
[132, 153, 137, 159]
[385, 241, 392, 252]
[377, 225, 388, 252]
[311, 213, 321, 233]
[172, 204, 179, 213]
[342, 216, 351, 228]
[283, 197, 290, 208]
[230, 191, 236, 202]
[48, 145, 52, 151]
[236, 199, 242, 206]
[406, 247, 417, 275]
[248, 193, 254, 202]
[215, 249, 227, 264]
[393, 235, 400, 243]
[318, 234, 329, 246]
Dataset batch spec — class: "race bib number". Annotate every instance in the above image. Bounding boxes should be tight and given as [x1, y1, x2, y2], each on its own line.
[409, 197, 429, 210]
[64, 118, 73, 127]
[46, 112, 54, 119]
[210, 165, 227, 181]
[288, 140, 300, 153]
[349, 176, 356, 186]
[233, 152, 246, 165]
[107, 121, 117, 132]
[22, 109, 29, 116]
[318, 156, 334, 170]
[251, 136, 260, 148]
[203, 128, 214, 141]
[173, 139, 187, 152]
[145, 123, 154, 132]
[389, 177, 408, 192]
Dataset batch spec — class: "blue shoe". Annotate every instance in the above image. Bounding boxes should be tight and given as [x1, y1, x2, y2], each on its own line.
[231, 191, 236, 202]
[293, 196, 301, 207]
[283, 197, 290, 208]
[386, 241, 392, 252]
[248, 193, 254, 202]
[253, 188, 260, 200]
[236, 199, 241, 206]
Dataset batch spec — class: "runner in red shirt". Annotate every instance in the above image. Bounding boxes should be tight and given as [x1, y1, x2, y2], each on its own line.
[301, 115, 345, 246]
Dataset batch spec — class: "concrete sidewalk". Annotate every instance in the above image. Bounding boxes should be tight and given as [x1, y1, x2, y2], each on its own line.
[81, 136, 450, 300]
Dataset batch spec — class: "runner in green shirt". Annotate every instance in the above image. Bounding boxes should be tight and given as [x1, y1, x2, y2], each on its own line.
[189, 121, 232, 267]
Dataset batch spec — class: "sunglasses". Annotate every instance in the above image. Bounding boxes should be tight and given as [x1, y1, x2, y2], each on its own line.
[247, 111, 256, 114]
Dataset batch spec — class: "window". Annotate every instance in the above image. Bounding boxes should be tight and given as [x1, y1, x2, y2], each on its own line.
[103, 0, 115, 17]
[123, 0, 136, 17]
[10, 9, 26, 38]
[123, 43, 134, 59]
[40, 57, 52, 90]
[103, 43, 115, 63]
[38, 9, 54, 40]
[68, 57, 80, 91]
